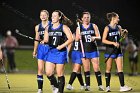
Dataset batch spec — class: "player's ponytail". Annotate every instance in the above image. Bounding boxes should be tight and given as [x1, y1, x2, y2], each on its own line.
[106, 12, 118, 22]
[54, 10, 73, 26]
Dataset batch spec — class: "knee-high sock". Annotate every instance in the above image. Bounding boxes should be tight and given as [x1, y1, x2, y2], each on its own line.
[84, 71, 90, 86]
[77, 73, 84, 86]
[47, 74, 58, 88]
[68, 72, 77, 85]
[58, 76, 65, 93]
[95, 71, 102, 86]
[105, 72, 111, 87]
[37, 75, 43, 90]
[118, 72, 125, 86]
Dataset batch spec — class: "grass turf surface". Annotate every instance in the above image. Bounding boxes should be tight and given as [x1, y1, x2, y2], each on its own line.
[14, 50, 140, 74]
[0, 74, 140, 93]
[0, 50, 140, 93]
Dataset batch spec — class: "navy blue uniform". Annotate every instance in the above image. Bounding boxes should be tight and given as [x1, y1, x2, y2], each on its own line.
[104, 25, 123, 58]
[46, 24, 67, 64]
[80, 23, 99, 58]
[71, 41, 82, 64]
[37, 21, 51, 60]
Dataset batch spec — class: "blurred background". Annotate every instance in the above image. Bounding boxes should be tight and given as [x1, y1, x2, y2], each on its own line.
[0, 0, 140, 45]
[0, 0, 140, 74]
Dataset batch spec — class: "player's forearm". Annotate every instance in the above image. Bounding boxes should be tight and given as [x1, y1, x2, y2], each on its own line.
[33, 41, 39, 52]
[102, 39, 114, 45]
[0, 51, 2, 59]
[92, 36, 101, 41]
[57, 39, 73, 50]
[67, 43, 72, 53]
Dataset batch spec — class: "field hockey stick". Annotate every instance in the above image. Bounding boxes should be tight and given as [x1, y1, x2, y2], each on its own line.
[15, 29, 48, 44]
[15, 29, 41, 42]
[105, 29, 128, 63]
[76, 14, 86, 58]
[0, 59, 10, 89]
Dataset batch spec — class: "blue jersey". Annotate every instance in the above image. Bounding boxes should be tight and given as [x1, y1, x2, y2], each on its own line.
[36, 21, 51, 61]
[106, 25, 121, 46]
[105, 25, 122, 54]
[46, 24, 67, 64]
[71, 40, 82, 64]
[71, 41, 81, 51]
[104, 25, 123, 58]
[80, 23, 98, 52]
[38, 21, 51, 40]
[48, 24, 66, 51]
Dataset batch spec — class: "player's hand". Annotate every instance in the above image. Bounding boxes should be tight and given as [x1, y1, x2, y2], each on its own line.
[32, 51, 37, 58]
[113, 42, 119, 48]
[77, 34, 81, 40]
[122, 29, 128, 38]
[76, 19, 82, 24]
[56, 45, 62, 50]
[122, 29, 128, 33]
[91, 36, 95, 41]
[40, 40, 44, 44]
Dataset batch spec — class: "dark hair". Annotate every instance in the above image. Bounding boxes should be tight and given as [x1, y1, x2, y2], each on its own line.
[53, 10, 73, 26]
[106, 12, 118, 22]
[81, 11, 91, 18]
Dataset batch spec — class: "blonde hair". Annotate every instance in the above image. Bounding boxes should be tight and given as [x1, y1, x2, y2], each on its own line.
[40, 10, 49, 17]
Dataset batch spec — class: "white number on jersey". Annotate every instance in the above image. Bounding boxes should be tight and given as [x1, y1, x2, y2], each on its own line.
[53, 37, 57, 45]
[85, 35, 92, 42]
[74, 42, 79, 50]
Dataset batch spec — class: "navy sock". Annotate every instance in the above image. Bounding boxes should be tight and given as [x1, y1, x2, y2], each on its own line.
[68, 72, 77, 85]
[47, 74, 58, 88]
[37, 75, 43, 90]
[118, 72, 125, 86]
[77, 73, 84, 86]
[58, 76, 65, 93]
[95, 71, 102, 86]
[105, 72, 111, 87]
[84, 71, 90, 86]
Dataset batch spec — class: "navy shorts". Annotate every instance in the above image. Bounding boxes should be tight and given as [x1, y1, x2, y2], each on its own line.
[46, 48, 67, 64]
[104, 53, 123, 59]
[71, 51, 82, 64]
[37, 44, 50, 61]
[81, 51, 99, 58]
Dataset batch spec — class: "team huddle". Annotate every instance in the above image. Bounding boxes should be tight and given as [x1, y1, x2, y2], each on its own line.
[33, 10, 132, 93]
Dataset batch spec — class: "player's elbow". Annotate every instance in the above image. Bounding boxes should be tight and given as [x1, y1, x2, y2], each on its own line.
[102, 39, 106, 44]
[69, 37, 74, 44]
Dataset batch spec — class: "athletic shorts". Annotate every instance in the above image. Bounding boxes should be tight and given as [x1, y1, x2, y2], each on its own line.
[71, 51, 82, 64]
[81, 51, 99, 58]
[46, 48, 67, 64]
[37, 44, 50, 61]
[104, 53, 123, 59]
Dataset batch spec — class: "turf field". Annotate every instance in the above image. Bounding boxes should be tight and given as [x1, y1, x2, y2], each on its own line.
[13, 50, 140, 74]
[0, 50, 140, 93]
[0, 74, 140, 93]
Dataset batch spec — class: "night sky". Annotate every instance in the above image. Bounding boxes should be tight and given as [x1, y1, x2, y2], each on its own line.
[0, 0, 140, 45]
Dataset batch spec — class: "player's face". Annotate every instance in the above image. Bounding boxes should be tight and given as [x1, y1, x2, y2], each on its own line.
[82, 14, 91, 24]
[113, 15, 120, 24]
[40, 12, 48, 21]
[51, 12, 59, 23]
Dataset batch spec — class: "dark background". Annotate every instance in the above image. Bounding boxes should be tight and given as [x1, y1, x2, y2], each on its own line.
[0, 0, 139, 45]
